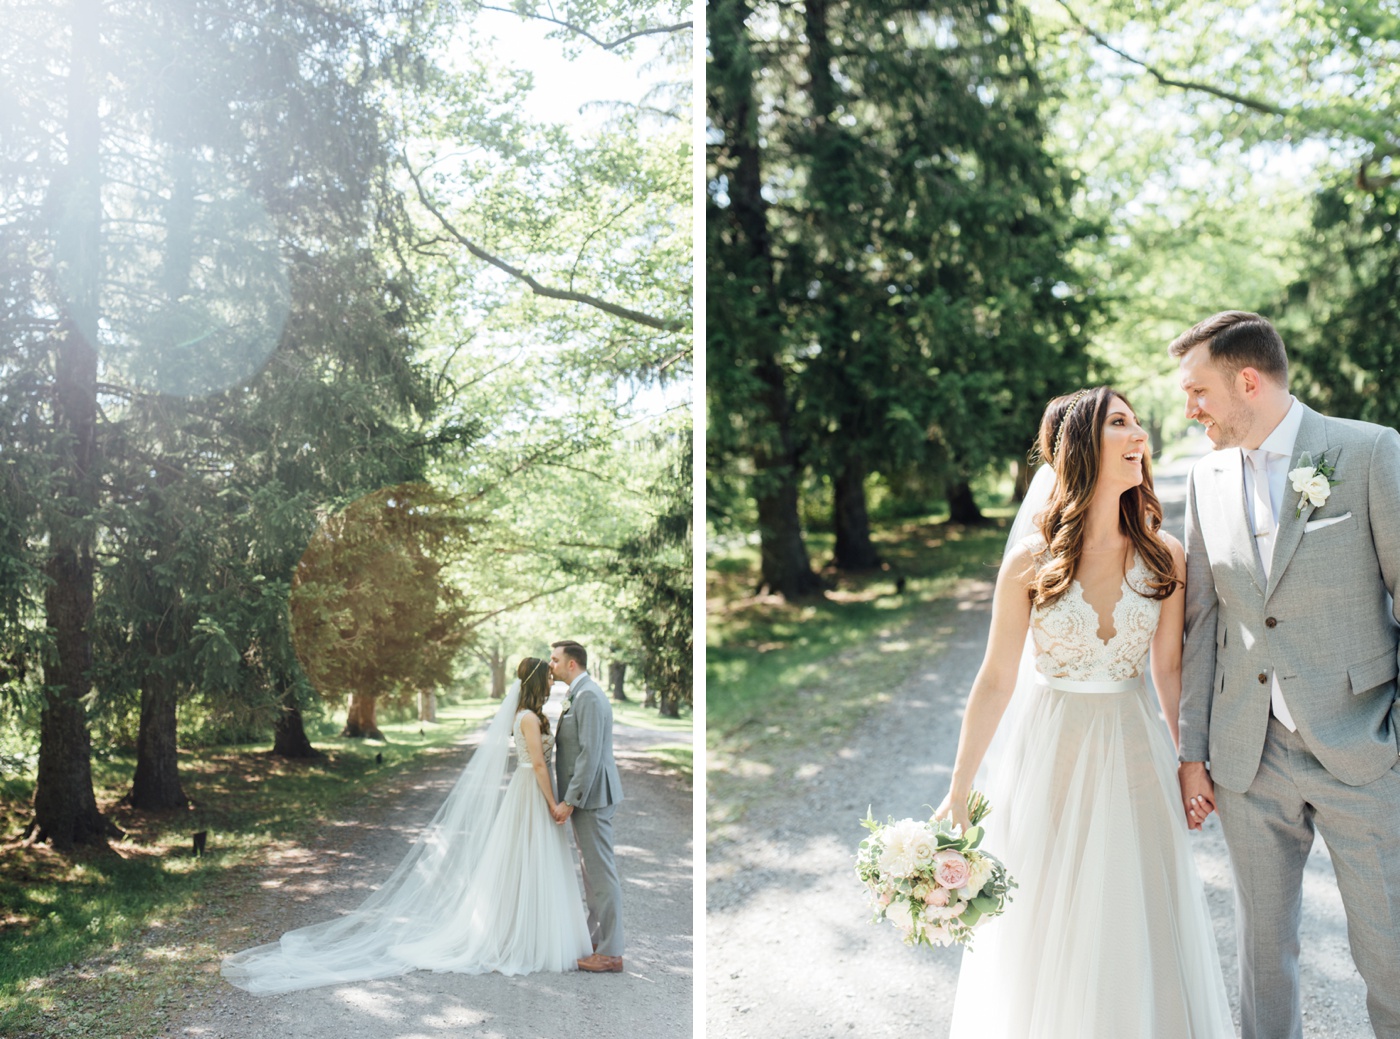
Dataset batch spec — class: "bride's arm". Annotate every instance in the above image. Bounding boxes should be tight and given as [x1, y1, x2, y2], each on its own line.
[518, 711, 559, 811]
[934, 541, 1035, 833]
[1150, 534, 1187, 750]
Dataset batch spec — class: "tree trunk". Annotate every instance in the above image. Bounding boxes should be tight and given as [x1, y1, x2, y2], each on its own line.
[418, 688, 436, 722]
[1013, 458, 1033, 502]
[948, 480, 987, 525]
[29, 0, 113, 850]
[658, 685, 680, 719]
[272, 680, 319, 759]
[126, 669, 187, 810]
[608, 662, 629, 702]
[644, 682, 657, 709]
[832, 456, 881, 570]
[710, 0, 822, 601]
[489, 647, 506, 699]
[1147, 412, 1163, 459]
[341, 693, 383, 740]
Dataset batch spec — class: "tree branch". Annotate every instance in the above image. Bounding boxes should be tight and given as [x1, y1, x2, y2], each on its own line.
[474, 4, 692, 51]
[402, 157, 686, 333]
[1055, 0, 1288, 117]
[465, 583, 576, 629]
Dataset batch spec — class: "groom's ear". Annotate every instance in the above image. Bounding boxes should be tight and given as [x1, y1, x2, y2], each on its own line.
[1237, 365, 1266, 399]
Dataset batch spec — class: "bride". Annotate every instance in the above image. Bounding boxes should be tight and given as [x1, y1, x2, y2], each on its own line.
[936, 387, 1234, 1037]
[222, 657, 590, 994]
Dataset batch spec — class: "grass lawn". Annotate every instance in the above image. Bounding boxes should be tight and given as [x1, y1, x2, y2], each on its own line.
[706, 511, 1012, 840]
[0, 697, 501, 1039]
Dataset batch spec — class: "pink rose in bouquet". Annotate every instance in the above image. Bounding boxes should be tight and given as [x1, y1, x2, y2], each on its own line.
[933, 849, 971, 890]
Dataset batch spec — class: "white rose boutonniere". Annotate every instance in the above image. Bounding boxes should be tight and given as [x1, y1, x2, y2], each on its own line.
[1287, 450, 1340, 518]
[560, 696, 573, 717]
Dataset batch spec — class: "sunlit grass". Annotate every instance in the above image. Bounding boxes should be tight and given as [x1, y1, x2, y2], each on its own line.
[706, 512, 1012, 749]
[0, 696, 504, 1037]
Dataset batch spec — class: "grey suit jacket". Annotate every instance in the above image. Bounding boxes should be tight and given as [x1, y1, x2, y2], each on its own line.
[1181, 404, 1400, 792]
[554, 674, 624, 811]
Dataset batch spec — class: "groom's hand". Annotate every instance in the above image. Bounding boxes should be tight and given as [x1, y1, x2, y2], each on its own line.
[552, 802, 574, 824]
[1178, 761, 1216, 830]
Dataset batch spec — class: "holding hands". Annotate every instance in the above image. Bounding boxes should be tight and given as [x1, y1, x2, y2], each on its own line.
[1178, 761, 1216, 830]
[551, 801, 574, 825]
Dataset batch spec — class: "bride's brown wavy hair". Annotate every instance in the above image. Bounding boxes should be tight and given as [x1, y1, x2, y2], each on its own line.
[1029, 386, 1178, 608]
[517, 657, 552, 736]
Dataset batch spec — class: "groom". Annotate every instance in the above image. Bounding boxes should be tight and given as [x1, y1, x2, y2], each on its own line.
[549, 639, 625, 973]
[1173, 311, 1400, 1039]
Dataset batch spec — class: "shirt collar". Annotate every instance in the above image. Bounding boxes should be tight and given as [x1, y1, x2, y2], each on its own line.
[567, 671, 590, 694]
[1256, 396, 1303, 460]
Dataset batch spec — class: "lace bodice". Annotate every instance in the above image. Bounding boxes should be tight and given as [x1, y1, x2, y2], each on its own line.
[1030, 552, 1161, 682]
[512, 710, 554, 767]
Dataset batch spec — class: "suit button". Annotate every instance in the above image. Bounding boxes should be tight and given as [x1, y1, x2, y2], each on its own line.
[1258, 673, 1268, 683]
[1265, 617, 1277, 628]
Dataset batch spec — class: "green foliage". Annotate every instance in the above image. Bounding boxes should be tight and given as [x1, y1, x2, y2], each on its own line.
[1284, 182, 1400, 429]
[707, 0, 1097, 572]
[291, 484, 472, 711]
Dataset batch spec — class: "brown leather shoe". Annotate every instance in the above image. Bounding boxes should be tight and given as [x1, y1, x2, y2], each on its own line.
[577, 953, 623, 973]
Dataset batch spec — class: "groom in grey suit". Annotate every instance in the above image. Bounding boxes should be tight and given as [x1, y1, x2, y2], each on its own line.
[1174, 311, 1400, 1039]
[549, 639, 625, 973]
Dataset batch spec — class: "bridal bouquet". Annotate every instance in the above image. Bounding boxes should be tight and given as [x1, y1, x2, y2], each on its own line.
[856, 792, 1015, 949]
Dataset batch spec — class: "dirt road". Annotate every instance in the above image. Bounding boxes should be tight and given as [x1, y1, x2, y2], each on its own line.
[176, 724, 692, 1039]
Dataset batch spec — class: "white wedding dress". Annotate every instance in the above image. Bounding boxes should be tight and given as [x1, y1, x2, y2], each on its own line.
[222, 689, 590, 994]
[949, 545, 1234, 1038]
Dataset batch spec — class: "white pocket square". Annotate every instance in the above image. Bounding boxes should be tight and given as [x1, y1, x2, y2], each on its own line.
[1304, 511, 1352, 532]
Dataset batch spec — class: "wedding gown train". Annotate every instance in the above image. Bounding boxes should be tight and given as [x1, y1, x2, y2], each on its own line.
[221, 693, 590, 994]
[948, 549, 1235, 1038]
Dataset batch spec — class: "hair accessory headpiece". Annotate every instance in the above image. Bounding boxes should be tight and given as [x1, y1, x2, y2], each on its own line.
[1052, 389, 1091, 462]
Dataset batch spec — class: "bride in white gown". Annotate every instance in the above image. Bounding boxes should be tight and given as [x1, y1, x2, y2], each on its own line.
[221, 657, 590, 994]
[936, 387, 1234, 1037]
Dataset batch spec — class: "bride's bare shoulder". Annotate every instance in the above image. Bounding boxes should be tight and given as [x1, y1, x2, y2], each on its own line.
[1002, 536, 1045, 584]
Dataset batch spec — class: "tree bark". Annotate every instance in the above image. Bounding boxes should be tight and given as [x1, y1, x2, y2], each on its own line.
[489, 646, 506, 699]
[711, 0, 822, 601]
[126, 669, 187, 810]
[948, 480, 987, 525]
[832, 456, 881, 570]
[658, 685, 681, 718]
[272, 679, 320, 758]
[30, 0, 113, 850]
[341, 693, 383, 740]
[418, 688, 436, 722]
[608, 661, 629, 702]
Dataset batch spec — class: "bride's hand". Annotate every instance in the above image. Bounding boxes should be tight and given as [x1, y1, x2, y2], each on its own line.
[933, 789, 973, 835]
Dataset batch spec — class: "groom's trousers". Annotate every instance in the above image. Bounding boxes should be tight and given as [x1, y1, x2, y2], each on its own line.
[572, 803, 624, 957]
[1215, 717, 1400, 1039]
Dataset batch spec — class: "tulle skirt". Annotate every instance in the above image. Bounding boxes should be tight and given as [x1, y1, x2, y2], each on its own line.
[392, 768, 592, 975]
[949, 676, 1234, 1038]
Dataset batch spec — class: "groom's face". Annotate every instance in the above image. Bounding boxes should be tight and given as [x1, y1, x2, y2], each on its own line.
[549, 648, 570, 683]
[1177, 346, 1251, 449]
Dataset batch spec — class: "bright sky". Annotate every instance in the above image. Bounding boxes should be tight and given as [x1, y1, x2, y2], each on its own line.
[451, 12, 672, 129]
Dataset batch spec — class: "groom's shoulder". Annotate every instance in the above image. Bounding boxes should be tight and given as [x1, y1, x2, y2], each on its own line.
[1318, 411, 1396, 446]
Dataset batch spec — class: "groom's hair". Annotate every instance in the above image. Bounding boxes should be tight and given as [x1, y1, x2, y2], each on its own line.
[1168, 311, 1288, 383]
[551, 640, 588, 670]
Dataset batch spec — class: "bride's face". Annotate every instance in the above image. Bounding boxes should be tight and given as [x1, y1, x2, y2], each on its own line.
[1096, 396, 1149, 493]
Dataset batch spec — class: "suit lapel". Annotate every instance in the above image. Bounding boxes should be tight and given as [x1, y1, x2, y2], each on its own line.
[1209, 448, 1267, 594]
[1265, 406, 1331, 602]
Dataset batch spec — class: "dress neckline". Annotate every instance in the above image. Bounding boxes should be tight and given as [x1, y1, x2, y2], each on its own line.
[1068, 552, 1144, 647]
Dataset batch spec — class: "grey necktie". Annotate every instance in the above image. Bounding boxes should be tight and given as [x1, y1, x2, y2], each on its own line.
[1247, 448, 1275, 577]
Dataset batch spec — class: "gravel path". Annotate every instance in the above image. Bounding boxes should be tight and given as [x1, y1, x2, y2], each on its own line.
[707, 440, 1370, 1038]
[175, 722, 692, 1039]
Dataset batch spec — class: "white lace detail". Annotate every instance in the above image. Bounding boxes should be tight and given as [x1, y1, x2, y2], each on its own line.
[1031, 552, 1161, 681]
[513, 711, 554, 766]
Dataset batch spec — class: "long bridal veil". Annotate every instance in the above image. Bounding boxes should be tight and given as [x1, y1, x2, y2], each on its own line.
[973, 462, 1055, 792]
[222, 682, 523, 995]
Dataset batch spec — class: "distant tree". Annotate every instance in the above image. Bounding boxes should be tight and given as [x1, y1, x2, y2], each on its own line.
[290, 484, 472, 741]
